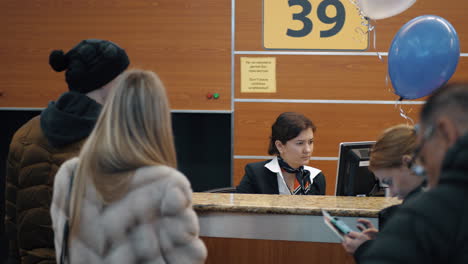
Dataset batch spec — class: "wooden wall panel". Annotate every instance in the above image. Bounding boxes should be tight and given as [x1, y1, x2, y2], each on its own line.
[235, 55, 468, 100]
[234, 102, 421, 157]
[234, 159, 338, 195]
[202, 237, 355, 264]
[236, 0, 468, 52]
[0, 0, 230, 109]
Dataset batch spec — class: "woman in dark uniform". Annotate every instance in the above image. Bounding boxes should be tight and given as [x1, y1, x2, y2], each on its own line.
[236, 112, 326, 195]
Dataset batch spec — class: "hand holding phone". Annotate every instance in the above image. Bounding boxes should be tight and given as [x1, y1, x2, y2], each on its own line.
[322, 209, 352, 241]
[356, 218, 378, 239]
[341, 219, 379, 254]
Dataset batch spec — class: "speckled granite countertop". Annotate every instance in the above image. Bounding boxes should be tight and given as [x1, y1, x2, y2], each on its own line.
[193, 193, 401, 217]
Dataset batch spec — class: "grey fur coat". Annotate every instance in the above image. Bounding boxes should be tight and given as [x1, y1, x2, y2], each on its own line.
[51, 158, 207, 264]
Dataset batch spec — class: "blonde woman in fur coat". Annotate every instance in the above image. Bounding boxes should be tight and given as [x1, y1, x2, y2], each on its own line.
[50, 69, 207, 264]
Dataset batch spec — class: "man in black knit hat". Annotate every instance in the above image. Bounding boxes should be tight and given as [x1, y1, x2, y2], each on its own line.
[4, 39, 130, 264]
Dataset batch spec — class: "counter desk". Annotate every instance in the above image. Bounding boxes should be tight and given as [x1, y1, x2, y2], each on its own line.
[193, 193, 400, 264]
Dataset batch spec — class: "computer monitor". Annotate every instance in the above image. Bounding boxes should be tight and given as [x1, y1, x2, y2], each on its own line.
[335, 141, 379, 196]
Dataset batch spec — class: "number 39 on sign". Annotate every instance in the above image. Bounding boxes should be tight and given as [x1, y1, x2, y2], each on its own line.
[263, 0, 369, 50]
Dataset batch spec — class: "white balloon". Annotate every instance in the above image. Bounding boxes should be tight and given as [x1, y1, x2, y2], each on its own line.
[357, 0, 416, 20]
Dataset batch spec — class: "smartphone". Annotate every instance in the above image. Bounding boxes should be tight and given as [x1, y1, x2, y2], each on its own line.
[322, 209, 352, 241]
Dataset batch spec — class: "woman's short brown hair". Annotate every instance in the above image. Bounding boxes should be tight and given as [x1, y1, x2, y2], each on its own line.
[369, 124, 417, 171]
[268, 112, 316, 155]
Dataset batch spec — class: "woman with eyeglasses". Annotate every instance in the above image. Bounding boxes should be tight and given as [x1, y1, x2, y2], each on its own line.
[236, 112, 326, 195]
[370, 124, 425, 201]
[342, 124, 425, 256]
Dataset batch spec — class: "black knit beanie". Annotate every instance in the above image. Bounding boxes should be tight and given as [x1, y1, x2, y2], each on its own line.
[48, 39, 130, 93]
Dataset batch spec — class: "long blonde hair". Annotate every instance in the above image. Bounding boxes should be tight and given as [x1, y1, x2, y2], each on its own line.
[369, 124, 416, 171]
[69, 69, 177, 236]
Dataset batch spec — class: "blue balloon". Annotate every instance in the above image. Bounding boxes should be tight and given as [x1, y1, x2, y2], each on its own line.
[388, 15, 460, 100]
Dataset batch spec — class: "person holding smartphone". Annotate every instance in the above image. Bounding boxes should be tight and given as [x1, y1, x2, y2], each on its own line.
[352, 83, 468, 263]
[342, 124, 425, 255]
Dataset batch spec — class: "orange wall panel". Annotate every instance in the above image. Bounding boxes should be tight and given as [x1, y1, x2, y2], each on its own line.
[0, 0, 230, 109]
[234, 102, 421, 157]
[235, 55, 468, 100]
[236, 0, 468, 52]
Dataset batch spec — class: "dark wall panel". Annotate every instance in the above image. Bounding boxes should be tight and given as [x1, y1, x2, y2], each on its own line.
[173, 113, 231, 191]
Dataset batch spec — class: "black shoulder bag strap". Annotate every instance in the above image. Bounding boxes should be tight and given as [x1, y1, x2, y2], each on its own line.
[60, 165, 76, 264]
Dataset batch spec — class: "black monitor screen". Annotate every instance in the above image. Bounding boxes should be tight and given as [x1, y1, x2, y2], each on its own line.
[335, 141, 377, 196]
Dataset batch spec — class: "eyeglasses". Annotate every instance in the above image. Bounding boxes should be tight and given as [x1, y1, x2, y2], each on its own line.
[407, 124, 435, 177]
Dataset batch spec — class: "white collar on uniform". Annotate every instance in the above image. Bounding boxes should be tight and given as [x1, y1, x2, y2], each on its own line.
[265, 156, 322, 195]
[264, 156, 322, 179]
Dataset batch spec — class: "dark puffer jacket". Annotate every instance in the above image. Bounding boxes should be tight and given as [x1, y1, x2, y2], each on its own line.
[356, 132, 468, 264]
[5, 92, 101, 264]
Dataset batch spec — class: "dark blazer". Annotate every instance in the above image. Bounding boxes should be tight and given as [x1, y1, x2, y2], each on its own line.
[236, 160, 326, 195]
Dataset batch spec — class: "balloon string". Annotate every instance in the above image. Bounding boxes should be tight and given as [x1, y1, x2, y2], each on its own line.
[374, 26, 383, 61]
[348, 0, 382, 62]
[373, 23, 376, 49]
[395, 98, 415, 125]
[349, 0, 376, 47]
[365, 18, 384, 63]
[386, 72, 391, 91]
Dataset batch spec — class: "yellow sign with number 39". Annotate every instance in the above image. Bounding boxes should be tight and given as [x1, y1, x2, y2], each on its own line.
[264, 0, 369, 50]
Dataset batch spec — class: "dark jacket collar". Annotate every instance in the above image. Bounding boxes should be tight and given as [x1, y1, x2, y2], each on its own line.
[40, 91, 101, 147]
[403, 184, 424, 203]
[439, 132, 468, 185]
